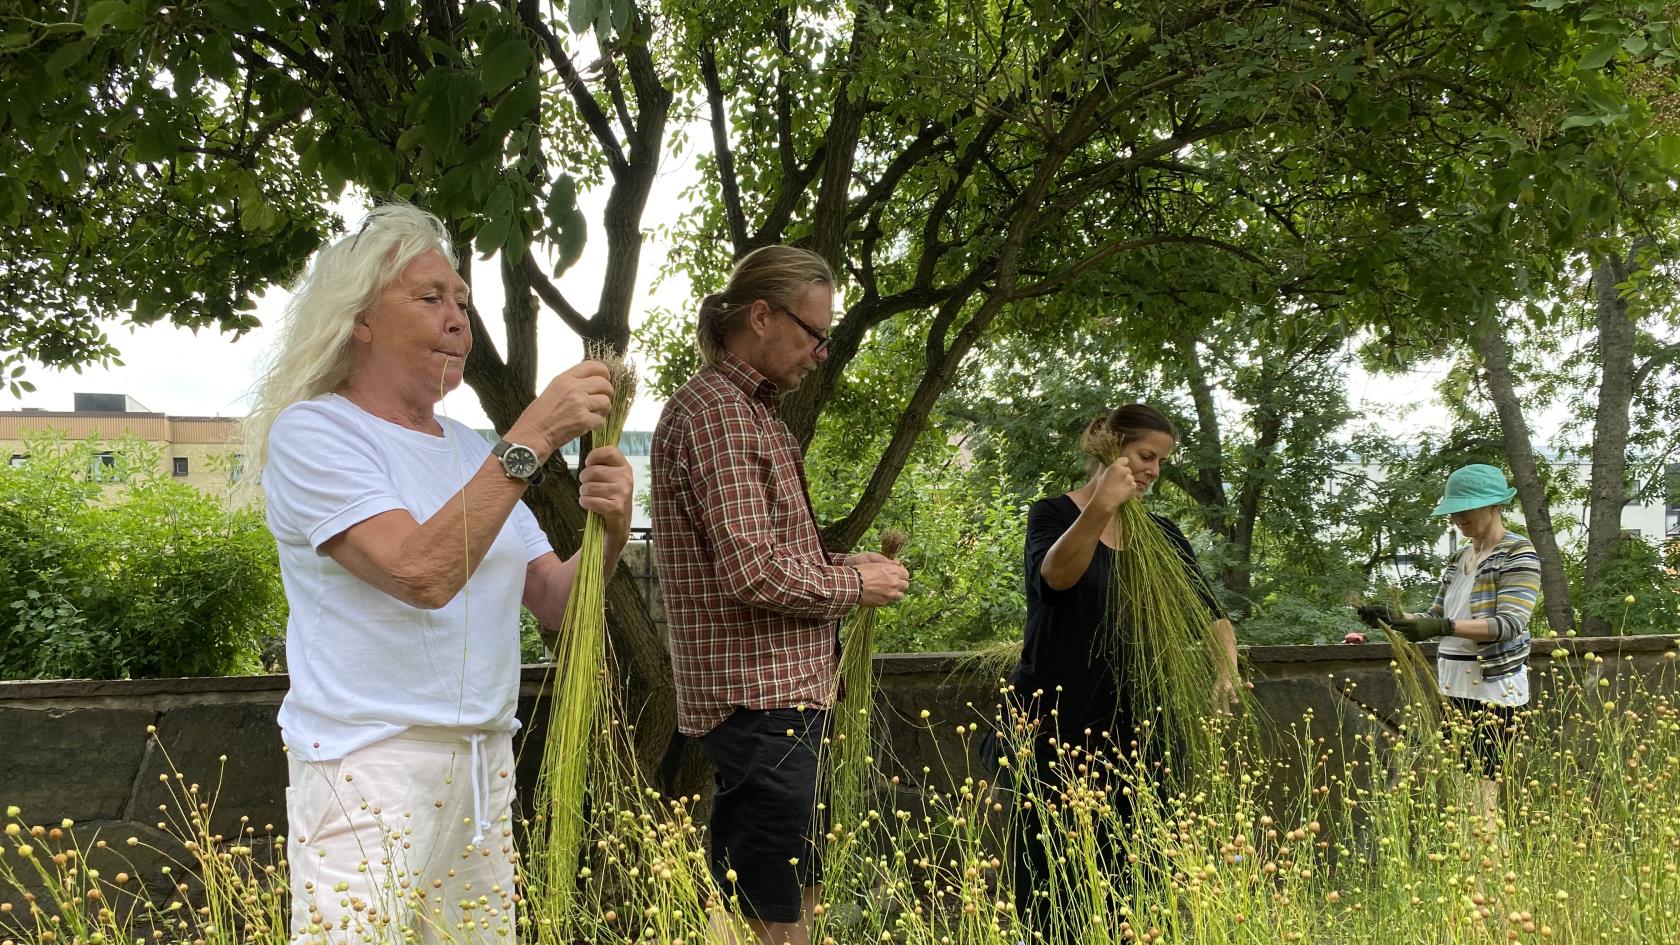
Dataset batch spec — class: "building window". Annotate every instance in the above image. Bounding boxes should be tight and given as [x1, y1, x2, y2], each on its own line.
[172, 457, 190, 477]
[227, 454, 244, 484]
[89, 451, 118, 482]
[8, 454, 24, 468]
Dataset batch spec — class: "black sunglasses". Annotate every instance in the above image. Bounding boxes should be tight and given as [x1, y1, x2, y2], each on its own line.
[772, 305, 831, 355]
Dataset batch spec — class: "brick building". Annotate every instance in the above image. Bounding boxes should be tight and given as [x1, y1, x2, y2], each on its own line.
[0, 393, 251, 502]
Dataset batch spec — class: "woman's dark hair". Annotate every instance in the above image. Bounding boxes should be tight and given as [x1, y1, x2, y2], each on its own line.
[1079, 404, 1179, 465]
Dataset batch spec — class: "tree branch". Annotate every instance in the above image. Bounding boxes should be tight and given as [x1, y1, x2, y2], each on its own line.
[808, 0, 877, 271]
[822, 290, 1007, 550]
[518, 0, 628, 175]
[699, 39, 748, 254]
[771, 6, 798, 182]
[522, 251, 592, 336]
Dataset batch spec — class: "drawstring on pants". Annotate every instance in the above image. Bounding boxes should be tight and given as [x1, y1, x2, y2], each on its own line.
[466, 732, 492, 847]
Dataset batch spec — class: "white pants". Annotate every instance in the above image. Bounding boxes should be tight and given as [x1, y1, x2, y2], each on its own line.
[286, 728, 518, 945]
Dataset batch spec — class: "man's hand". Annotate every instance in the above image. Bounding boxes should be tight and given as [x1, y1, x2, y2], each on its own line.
[845, 551, 893, 567]
[857, 561, 910, 607]
[1356, 604, 1400, 630]
[578, 446, 634, 546]
[1390, 616, 1452, 643]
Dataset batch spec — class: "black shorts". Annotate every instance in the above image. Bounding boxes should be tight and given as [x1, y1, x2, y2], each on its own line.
[1445, 697, 1520, 779]
[698, 706, 829, 924]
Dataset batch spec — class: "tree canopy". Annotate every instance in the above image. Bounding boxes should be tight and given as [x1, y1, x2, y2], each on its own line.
[4, 0, 1679, 774]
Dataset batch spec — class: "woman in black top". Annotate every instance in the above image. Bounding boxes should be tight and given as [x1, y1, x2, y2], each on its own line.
[1003, 404, 1238, 935]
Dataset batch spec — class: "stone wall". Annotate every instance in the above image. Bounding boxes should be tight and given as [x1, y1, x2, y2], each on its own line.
[3, 636, 1676, 907]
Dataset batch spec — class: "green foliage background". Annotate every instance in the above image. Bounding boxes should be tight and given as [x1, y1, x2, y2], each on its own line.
[0, 433, 284, 680]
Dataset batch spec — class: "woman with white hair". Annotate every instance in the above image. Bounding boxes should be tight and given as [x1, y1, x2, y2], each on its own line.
[245, 203, 633, 944]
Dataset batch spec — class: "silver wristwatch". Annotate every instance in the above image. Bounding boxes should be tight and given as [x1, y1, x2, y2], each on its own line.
[491, 439, 545, 487]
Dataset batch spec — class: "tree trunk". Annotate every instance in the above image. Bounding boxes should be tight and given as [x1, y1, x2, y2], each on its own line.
[1176, 340, 1232, 537]
[1582, 250, 1637, 632]
[1473, 310, 1576, 632]
[1224, 403, 1284, 611]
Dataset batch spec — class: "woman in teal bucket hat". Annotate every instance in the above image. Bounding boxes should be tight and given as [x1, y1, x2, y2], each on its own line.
[1357, 463, 1541, 828]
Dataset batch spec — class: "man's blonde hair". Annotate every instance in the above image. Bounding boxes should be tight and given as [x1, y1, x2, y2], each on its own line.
[695, 246, 834, 367]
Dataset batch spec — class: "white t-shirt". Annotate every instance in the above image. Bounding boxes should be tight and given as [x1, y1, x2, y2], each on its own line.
[264, 394, 553, 761]
[1436, 549, 1528, 707]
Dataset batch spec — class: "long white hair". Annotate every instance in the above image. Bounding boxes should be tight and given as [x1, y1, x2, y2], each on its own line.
[242, 203, 456, 483]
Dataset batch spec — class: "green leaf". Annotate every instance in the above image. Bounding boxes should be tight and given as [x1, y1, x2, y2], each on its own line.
[396, 123, 427, 155]
[486, 76, 540, 141]
[83, 1, 137, 35]
[476, 182, 517, 257]
[1654, 133, 1680, 171]
[133, 122, 180, 164]
[45, 38, 92, 77]
[555, 206, 587, 274]
[546, 174, 578, 229]
[567, 0, 600, 34]
[200, 32, 237, 81]
[422, 70, 482, 158]
[479, 37, 532, 96]
[1579, 38, 1618, 71]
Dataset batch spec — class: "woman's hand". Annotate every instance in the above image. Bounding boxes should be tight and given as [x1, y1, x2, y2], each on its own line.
[1356, 604, 1400, 629]
[1211, 673, 1242, 713]
[508, 360, 613, 459]
[1391, 616, 1452, 643]
[579, 446, 634, 547]
[1090, 457, 1139, 514]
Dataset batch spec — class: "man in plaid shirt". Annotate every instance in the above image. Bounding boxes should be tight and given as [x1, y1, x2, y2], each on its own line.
[651, 245, 909, 945]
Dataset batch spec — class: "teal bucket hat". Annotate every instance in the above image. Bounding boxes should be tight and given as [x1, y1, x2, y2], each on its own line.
[1432, 463, 1518, 516]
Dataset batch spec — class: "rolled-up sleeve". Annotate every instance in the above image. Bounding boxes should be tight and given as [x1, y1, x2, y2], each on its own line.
[688, 400, 862, 618]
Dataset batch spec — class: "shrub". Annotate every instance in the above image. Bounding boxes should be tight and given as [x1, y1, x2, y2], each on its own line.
[0, 432, 284, 679]
[1572, 533, 1680, 634]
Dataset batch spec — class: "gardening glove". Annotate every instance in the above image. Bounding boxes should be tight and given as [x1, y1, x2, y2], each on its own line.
[1389, 616, 1453, 643]
[1356, 604, 1400, 629]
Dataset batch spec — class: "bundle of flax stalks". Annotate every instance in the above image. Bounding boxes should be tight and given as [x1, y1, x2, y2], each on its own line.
[829, 528, 908, 834]
[1350, 590, 1446, 735]
[1088, 428, 1242, 780]
[530, 346, 637, 931]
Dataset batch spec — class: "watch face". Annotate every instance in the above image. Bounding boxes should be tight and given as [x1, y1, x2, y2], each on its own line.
[502, 444, 540, 479]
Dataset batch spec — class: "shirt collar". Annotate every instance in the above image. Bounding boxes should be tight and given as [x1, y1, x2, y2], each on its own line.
[714, 351, 781, 410]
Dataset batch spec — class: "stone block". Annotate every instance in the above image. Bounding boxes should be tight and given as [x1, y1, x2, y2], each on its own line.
[0, 706, 156, 823]
[132, 703, 285, 838]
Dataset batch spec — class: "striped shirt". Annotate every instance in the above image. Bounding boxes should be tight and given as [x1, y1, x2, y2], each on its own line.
[1423, 532, 1541, 681]
[651, 353, 864, 736]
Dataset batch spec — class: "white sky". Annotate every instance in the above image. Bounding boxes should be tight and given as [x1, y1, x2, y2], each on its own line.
[17, 141, 705, 434]
[14, 141, 1547, 445]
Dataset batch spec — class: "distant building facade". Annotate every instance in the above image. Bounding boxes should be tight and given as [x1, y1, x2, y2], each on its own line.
[0, 393, 249, 500]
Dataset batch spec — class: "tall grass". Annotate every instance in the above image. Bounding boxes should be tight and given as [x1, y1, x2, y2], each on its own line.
[1110, 496, 1255, 789]
[6, 644, 1679, 945]
[829, 528, 909, 833]
[526, 347, 637, 938]
[1083, 428, 1251, 784]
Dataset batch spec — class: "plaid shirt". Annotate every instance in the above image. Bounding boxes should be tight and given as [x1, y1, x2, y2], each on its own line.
[651, 353, 864, 736]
